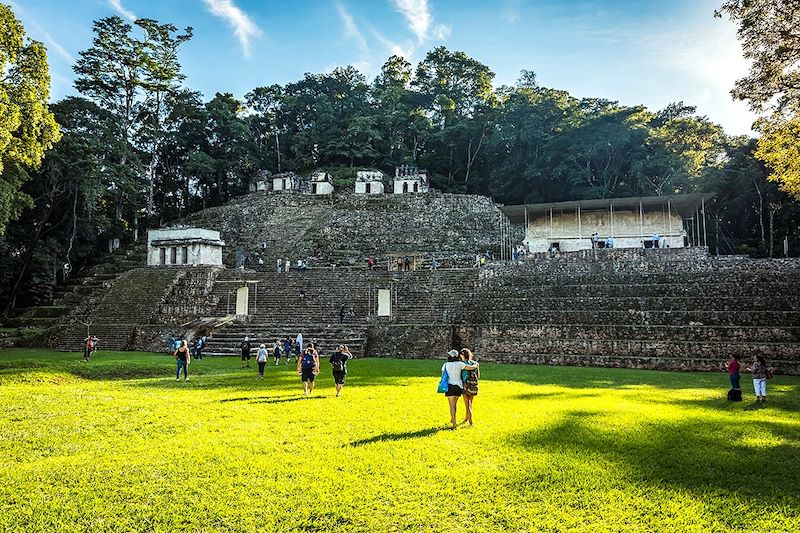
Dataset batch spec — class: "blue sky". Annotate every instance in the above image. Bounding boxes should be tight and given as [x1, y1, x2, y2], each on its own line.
[10, 0, 756, 135]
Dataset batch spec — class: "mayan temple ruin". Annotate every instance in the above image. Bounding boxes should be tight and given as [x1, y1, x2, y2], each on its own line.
[10, 168, 797, 375]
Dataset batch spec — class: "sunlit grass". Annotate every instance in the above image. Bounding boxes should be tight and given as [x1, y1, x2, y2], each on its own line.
[0, 349, 798, 531]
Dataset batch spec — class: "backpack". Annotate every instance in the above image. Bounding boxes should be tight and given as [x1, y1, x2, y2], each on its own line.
[727, 388, 742, 402]
[301, 353, 315, 369]
[331, 354, 344, 372]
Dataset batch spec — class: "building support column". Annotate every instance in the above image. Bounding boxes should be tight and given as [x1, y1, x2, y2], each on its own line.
[524, 206, 528, 249]
[639, 200, 643, 241]
[610, 203, 615, 237]
[549, 207, 553, 240]
[701, 197, 707, 248]
[577, 205, 582, 241]
[668, 199, 673, 237]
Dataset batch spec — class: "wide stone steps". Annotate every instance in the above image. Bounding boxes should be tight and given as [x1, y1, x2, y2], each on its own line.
[481, 282, 800, 298]
[473, 324, 800, 343]
[474, 296, 798, 312]
[472, 309, 800, 327]
[473, 337, 800, 360]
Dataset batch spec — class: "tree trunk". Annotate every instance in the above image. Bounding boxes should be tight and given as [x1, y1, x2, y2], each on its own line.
[753, 178, 766, 251]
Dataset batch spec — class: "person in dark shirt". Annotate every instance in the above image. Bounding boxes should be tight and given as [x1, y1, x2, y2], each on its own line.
[174, 340, 191, 381]
[329, 344, 352, 397]
[240, 336, 252, 368]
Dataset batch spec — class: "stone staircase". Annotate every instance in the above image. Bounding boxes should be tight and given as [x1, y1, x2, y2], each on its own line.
[468, 257, 800, 373]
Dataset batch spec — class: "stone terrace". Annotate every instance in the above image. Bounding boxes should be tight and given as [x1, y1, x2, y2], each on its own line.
[183, 191, 504, 267]
[466, 255, 800, 373]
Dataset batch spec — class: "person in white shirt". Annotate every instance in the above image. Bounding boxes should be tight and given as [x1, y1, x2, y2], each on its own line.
[441, 349, 478, 429]
[256, 344, 268, 378]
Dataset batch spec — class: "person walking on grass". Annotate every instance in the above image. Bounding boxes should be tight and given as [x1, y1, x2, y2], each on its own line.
[441, 349, 478, 430]
[272, 340, 282, 366]
[240, 336, 252, 368]
[174, 340, 191, 381]
[256, 344, 268, 378]
[297, 346, 319, 397]
[746, 354, 770, 403]
[329, 344, 352, 397]
[284, 337, 293, 365]
[83, 335, 96, 362]
[459, 348, 480, 427]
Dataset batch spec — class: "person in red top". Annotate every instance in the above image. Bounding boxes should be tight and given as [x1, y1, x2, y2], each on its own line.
[725, 355, 741, 390]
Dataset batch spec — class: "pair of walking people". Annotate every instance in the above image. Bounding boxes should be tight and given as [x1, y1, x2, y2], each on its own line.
[440, 348, 480, 429]
[296, 344, 352, 397]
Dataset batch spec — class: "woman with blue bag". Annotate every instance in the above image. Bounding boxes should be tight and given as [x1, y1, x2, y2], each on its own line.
[439, 350, 478, 429]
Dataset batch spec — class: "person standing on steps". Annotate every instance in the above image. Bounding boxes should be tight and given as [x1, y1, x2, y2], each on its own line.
[329, 344, 352, 397]
[256, 344, 268, 378]
[441, 349, 478, 429]
[273, 339, 282, 366]
[296, 333, 303, 353]
[459, 349, 480, 427]
[240, 336, 252, 368]
[174, 340, 191, 381]
[297, 346, 320, 397]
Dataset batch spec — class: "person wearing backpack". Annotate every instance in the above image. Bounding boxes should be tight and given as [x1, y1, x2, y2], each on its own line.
[329, 345, 352, 397]
[459, 348, 480, 427]
[240, 336, 252, 368]
[272, 340, 282, 366]
[256, 344, 268, 378]
[441, 350, 478, 430]
[297, 347, 320, 397]
[283, 337, 293, 365]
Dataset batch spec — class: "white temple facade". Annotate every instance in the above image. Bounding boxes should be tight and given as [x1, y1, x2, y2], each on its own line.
[309, 171, 334, 195]
[272, 172, 301, 192]
[147, 228, 225, 267]
[500, 194, 715, 253]
[249, 170, 272, 193]
[354, 170, 386, 194]
[393, 165, 429, 194]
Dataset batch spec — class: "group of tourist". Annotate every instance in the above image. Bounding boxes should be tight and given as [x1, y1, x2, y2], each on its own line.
[275, 257, 308, 273]
[439, 348, 480, 429]
[82, 335, 99, 362]
[726, 354, 773, 403]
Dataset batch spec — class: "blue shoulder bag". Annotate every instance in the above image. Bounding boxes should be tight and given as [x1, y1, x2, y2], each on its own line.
[437, 368, 449, 393]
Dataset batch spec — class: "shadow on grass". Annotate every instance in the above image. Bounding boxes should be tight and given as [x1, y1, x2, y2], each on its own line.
[505, 410, 800, 501]
[349, 425, 448, 447]
[250, 396, 315, 404]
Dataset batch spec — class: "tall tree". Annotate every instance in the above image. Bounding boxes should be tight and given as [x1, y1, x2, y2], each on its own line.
[0, 3, 61, 235]
[717, 1, 800, 199]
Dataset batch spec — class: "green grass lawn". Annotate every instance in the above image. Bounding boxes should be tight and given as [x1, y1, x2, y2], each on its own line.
[0, 349, 798, 532]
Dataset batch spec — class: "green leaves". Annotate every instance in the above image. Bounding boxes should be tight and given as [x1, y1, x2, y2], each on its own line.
[0, 4, 61, 236]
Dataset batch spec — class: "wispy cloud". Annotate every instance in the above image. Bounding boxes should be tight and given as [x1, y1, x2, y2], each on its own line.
[502, 0, 523, 24]
[336, 3, 368, 53]
[203, 0, 262, 58]
[391, 0, 450, 43]
[40, 29, 74, 64]
[108, 0, 136, 22]
[335, 3, 372, 73]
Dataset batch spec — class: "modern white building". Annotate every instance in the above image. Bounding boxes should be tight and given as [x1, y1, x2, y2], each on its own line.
[500, 194, 715, 253]
[393, 165, 429, 194]
[147, 228, 225, 267]
[354, 170, 386, 194]
[272, 172, 301, 192]
[309, 171, 334, 195]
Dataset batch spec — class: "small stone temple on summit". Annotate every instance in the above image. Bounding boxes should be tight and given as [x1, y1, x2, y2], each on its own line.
[272, 172, 301, 192]
[249, 170, 272, 193]
[147, 228, 225, 267]
[501, 193, 715, 253]
[309, 171, 334, 195]
[393, 165, 429, 194]
[354, 170, 386, 194]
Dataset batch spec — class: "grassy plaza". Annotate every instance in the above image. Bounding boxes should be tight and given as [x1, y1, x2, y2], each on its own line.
[0, 349, 798, 531]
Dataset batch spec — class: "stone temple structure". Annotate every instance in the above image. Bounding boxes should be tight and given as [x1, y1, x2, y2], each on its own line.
[272, 172, 301, 192]
[146, 228, 224, 267]
[393, 165, 429, 194]
[20, 184, 800, 375]
[309, 171, 334, 195]
[354, 170, 386, 194]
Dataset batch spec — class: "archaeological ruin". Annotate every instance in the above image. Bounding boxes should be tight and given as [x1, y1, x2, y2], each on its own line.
[14, 168, 800, 375]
